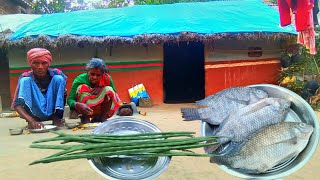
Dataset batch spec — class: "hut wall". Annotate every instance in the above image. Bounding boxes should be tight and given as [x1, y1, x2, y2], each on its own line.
[204, 39, 282, 96]
[97, 45, 164, 104]
[8, 39, 282, 107]
[8, 45, 164, 106]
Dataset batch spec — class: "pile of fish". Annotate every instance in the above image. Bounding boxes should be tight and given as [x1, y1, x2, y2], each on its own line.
[181, 86, 314, 174]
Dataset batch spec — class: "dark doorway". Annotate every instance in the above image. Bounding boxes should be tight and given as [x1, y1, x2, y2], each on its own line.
[0, 47, 11, 110]
[163, 41, 205, 103]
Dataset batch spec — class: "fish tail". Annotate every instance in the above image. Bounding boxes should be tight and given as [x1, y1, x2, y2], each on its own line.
[181, 108, 201, 120]
[195, 100, 206, 106]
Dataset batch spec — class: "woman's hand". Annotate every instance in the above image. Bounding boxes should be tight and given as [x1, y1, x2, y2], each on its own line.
[75, 102, 93, 115]
[91, 87, 103, 95]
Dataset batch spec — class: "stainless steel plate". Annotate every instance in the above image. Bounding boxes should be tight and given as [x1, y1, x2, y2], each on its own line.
[88, 117, 171, 180]
[29, 125, 58, 133]
[200, 84, 319, 179]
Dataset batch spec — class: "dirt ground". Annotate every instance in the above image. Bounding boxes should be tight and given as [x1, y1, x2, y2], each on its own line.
[0, 104, 319, 180]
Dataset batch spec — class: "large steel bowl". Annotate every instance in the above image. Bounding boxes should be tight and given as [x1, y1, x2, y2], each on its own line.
[201, 84, 319, 179]
[88, 117, 171, 180]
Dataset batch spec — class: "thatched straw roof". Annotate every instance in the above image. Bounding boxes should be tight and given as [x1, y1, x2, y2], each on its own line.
[7, 32, 296, 48]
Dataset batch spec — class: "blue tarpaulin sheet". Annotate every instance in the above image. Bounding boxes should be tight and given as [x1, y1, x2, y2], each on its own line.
[10, 0, 296, 40]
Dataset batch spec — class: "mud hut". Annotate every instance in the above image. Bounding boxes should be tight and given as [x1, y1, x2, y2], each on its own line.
[6, 0, 296, 105]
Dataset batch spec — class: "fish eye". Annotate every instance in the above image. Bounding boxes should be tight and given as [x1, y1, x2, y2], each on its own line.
[299, 123, 306, 127]
[257, 90, 262, 94]
[284, 104, 290, 108]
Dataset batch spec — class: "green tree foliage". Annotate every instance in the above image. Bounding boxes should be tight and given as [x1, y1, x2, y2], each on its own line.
[29, 0, 89, 13]
[280, 35, 320, 88]
[279, 29, 320, 109]
[108, 0, 130, 8]
[29, 0, 68, 14]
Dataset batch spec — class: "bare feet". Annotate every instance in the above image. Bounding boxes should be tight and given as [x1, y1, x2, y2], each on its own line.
[52, 119, 64, 127]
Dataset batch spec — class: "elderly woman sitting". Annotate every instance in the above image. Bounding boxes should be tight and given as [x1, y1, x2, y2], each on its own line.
[67, 58, 122, 123]
[13, 48, 67, 129]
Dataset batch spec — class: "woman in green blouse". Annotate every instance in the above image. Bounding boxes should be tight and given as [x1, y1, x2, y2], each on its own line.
[67, 58, 122, 123]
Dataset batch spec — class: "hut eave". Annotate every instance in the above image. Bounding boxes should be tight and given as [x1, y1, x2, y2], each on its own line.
[5, 32, 297, 48]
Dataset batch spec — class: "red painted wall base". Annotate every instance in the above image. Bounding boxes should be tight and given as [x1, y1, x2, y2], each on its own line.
[205, 59, 281, 96]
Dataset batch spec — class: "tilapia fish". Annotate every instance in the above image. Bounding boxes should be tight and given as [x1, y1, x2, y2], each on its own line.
[211, 122, 313, 174]
[205, 97, 291, 153]
[181, 86, 268, 125]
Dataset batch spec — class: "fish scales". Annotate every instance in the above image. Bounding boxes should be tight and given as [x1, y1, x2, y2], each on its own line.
[181, 87, 268, 125]
[205, 97, 291, 153]
[212, 122, 313, 173]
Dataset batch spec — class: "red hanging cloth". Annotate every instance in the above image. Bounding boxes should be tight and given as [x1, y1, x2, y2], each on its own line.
[278, 0, 314, 31]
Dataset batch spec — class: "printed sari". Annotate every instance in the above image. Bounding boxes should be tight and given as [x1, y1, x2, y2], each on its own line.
[76, 84, 122, 119]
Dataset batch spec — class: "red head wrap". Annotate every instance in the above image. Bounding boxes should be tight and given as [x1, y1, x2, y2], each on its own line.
[27, 48, 52, 66]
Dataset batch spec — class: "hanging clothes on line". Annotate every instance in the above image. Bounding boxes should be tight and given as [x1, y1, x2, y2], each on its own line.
[278, 0, 313, 31]
[277, 0, 317, 54]
[298, 12, 316, 54]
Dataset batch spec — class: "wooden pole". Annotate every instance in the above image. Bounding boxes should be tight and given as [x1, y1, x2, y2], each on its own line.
[0, 96, 2, 114]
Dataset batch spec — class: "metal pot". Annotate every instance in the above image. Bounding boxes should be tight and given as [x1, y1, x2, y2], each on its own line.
[201, 84, 319, 179]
